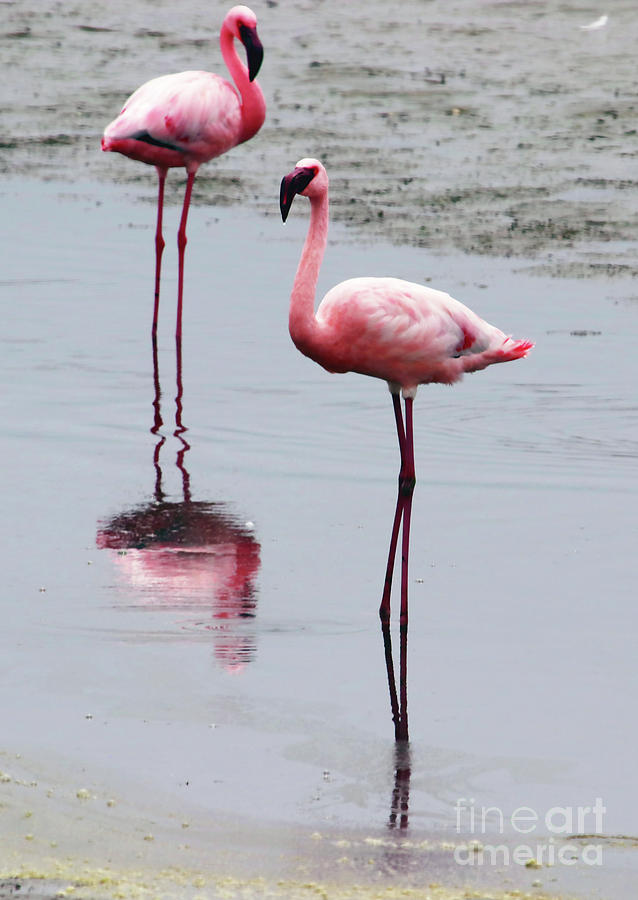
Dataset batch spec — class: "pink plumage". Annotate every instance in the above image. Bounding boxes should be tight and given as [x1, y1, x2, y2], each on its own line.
[302, 275, 532, 389]
[102, 71, 247, 170]
[102, 5, 266, 340]
[280, 158, 533, 742]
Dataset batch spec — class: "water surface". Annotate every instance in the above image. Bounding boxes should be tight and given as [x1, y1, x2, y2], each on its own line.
[1, 1, 638, 897]
[1, 178, 637, 897]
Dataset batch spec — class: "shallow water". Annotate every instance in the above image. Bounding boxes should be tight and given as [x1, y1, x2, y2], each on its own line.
[2, 178, 637, 897]
[1, 1, 638, 897]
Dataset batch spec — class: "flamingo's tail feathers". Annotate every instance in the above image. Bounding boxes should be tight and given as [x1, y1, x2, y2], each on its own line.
[460, 335, 533, 377]
[464, 336, 533, 373]
[494, 336, 534, 363]
[481, 337, 534, 367]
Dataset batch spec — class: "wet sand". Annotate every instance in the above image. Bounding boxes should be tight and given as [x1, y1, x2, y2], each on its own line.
[0, 746, 615, 900]
[1, 2, 638, 899]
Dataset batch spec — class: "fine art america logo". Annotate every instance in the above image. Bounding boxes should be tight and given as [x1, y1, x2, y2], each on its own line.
[453, 797, 606, 867]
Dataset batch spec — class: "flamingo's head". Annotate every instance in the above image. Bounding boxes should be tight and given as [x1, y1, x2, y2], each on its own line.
[280, 158, 328, 221]
[226, 6, 264, 81]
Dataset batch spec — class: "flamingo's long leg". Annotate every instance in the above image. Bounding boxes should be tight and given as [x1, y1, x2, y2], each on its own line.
[381, 492, 404, 737]
[381, 619, 401, 740]
[380, 493, 405, 625]
[397, 395, 416, 741]
[153, 167, 167, 340]
[151, 333, 163, 437]
[176, 171, 196, 342]
[379, 392, 407, 624]
[397, 619, 409, 741]
[380, 391, 410, 740]
[400, 396, 416, 628]
[393, 390, 406, 455]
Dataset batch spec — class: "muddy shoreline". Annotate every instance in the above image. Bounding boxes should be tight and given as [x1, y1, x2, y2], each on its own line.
[2, 0, 638, 277]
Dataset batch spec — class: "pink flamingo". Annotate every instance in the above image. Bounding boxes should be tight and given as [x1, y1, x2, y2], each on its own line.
[96, 341, 261, 673]
[280, 159, 533, 741]
[102, 5, 265, 341]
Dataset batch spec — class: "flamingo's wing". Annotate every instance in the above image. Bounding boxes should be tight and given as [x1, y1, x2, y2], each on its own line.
[315, 277, 513, 385]
[105, 71, 242, 161]
[318, 277, 477, 359]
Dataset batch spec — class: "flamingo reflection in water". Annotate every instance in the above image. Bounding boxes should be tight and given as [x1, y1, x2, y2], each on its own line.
[387, 742, 411, 832]
[96, 341, 260, 671]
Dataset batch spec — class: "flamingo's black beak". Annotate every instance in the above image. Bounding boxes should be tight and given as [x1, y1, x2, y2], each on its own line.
[238, 24, 264, 82]
[280, 167, 317, 222]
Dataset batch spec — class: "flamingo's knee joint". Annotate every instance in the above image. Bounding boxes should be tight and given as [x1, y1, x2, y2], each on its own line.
[399, 475, 416, 497]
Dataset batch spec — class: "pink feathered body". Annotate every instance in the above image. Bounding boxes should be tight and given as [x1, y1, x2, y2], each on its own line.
[298, 275, 532, 389]
[102, 70, 249, 172]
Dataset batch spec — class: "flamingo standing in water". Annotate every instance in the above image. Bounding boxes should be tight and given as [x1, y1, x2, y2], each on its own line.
[280, 159, 533, 740]
[102, 5, 265, 341]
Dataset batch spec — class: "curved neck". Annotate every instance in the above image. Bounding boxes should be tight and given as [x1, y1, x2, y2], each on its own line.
[289, 188, 329, 356]
[220, 24, 266, 144]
